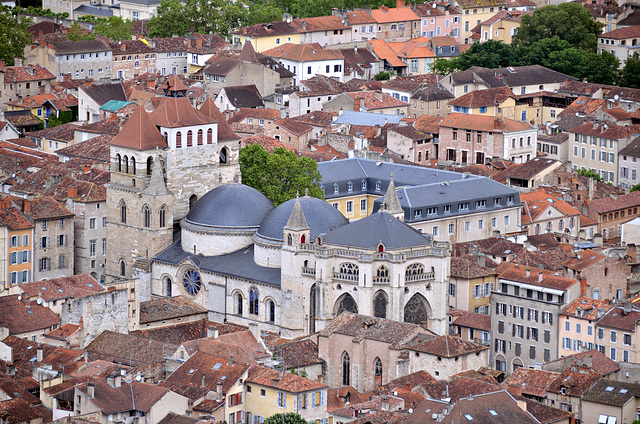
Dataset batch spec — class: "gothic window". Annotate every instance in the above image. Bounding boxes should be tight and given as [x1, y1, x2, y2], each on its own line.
[406, 263, 425, 276]
[119, 259, 126, 276]
[374, 357, 383, 386]
[176, 131, 182, 148]
[189, 195, 197, 211]
[249, 287, 259, 315]
[267, 300, 275, 322]
[123, 155, 129, 173]
[404, 294, 429, 324]
[207, 128, 213, 144]
[120, 200, 127, 223]
[336, 293, 358, 315]
[342, 352, 351, 386]
[301, 234, 306, 244]
[287, 234, 293, 246]
[142, 205, 151, 228]
[236, 293, 243, 315]
[187, 130, 193, 147]
[146, 156, 153, 175]
[197, 129, 203, 145]
[339, 263, 359, 277]
[130, 157, 136, 175]
[164, 276, 172, 296]
[183, 269, 201, 296]
[115, 153, 122, 172]
[376, 265, 389, 278]
[159, 206, 167, 228]
[378, 244, 384, 253]
[373, 291, 388, 318]
[220, 147, 228, 164]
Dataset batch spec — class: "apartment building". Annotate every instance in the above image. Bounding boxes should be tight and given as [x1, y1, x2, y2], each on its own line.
[595, 305, 640, 363]
[558, 296, 613, 358]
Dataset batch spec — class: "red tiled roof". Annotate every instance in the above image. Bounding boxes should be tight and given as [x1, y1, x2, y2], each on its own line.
[597, 307, 640, 331]
[0, 207, 34, 230]
[589, 191, 640, 214]
[502, 368, 559, 397]
[562, 249, 605, 271]
[451, 309, 491, 331]
[499, 267, 577, 291]
[546, 365, 602, 396]
[544, 349, 620, 375]
[263, 43, 343, 62]
[449, 86, 515, 107]
[110, 105, 168, 151]
[0, 295, 59, 334]
[164, 351, 250, 393]
[371, 5, 420, 23]
[20, 274, 102, 302]
[247, 365, 328, 393]
[241, 134, 293, 152]
[601, 24, 640, 39]
[291, 16, 350, 32]
[77, 380, 170, 414]
[440, 113, 532, 133]
[5, 64, 55, 83]
[405, 335, 488, 357]
[560, 296, 613, 320]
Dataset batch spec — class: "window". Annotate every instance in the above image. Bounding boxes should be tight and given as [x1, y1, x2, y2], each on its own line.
[249, 287, 259, 315]
[90, 240, 96, 257]
[342, 352, 350, 386]
[432, 226, 438, 236]
[143, 205, 151, 228]
[611, 331, 617, 343]
[58, 255, 65, 269]
[102, 238, 106, 255]
[448, 223, 454, 234]
[464, 221, 470, 232]
[9, 236, 18, 247]
[39, 257, 50, 271]
[360, 199, 367, 212]
[89, 218, 96, 229]
[120, 201, 127, 223]
[610, 347, 617, 361]
[58, 235, 65, 246]
[277, 392, 286, 408]
[22, 235, 28, 246]
[41, 236, 49, 248]
[598, 328, 604, 340]
[478, 219, 484, 230]
[449, 283, 456, 297]
[504, 215, 510, 226]
[346, 201, 353, 213]
[624, 333, 631, 345]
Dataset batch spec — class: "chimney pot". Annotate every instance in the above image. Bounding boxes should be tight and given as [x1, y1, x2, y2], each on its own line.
[67, 186, 78, 198]
[23, 200, 30, 213]
[87, 383, 95, 399]
[36, 347, 43, 363]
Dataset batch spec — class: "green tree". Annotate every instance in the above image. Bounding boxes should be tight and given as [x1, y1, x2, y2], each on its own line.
[263, 413, 307, 424]
[455, 40, 513, 70]
[512, 37, 572, 66]
[577, 168, 604, 183]
[631, 184, 640, 193]
[47, 110, 74, 128]
[620, 53, 640, 89]
[374, 71, 392, 80]
[512, 3, 603, 52]
[94, 16, 133, 41]
[67, 21, 94, 41]
[239, 144, 324, 206]
[0, 8, 32, 66]
[148, 0, 193, 37]
[246, 0, 283, 26]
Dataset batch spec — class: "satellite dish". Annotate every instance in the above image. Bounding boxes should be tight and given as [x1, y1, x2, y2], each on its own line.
[136, 374, 142, 381]
[615, 94, 620, 100]
[36, 299, 42, 305]
[17, 295, 21, 301]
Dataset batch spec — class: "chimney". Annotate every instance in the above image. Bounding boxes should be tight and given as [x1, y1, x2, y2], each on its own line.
[588, 177, 595, 200]
[597, 307, 605, 318]
[538, 272, 543, 282]
[82, 164, 91, 174]
[228, 355, 234, 366]
[396, 0, 406, 7]
[23, 200, 30, 213]
[405, 383, 411, 391]
[516, 399, 527, 412]
[87, 383, 95, 399]
[107, 374, 116, 387]
[525, 268, 530, 278]
[6, 363, 15, 376]
[476, 254, 485, 267]
[375, 92, 383, 101]
[36, 347, 43, 363]
[381, 396, 389, 411]
[580, 278, 588, 297]
[67, 186, 78, 198]
[317, 375, 323, 383]
[248, 323, 261, 343]
[507, 383, 522, 397]
[63, 73, 71, 82]
[28, 64, 33, 75]
[207, 328, 219, 339]
[354, 97, 361, 111]
[14, 58, 22, 67]
[217, 381, 223, 399]
[201, 373, 206, 388]
[114, 374, 121, 387]
[0, 200, 10, 209]
[539, 243, 547, 252]
[196, 37, 203, 48]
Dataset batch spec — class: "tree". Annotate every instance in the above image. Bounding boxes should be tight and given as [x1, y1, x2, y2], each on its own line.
[374, 71, 392, 80]
[0, 8, 32, 66]
[263, 413, 307, 424]
[631, 184, 640, 193]
[148, 0, 193, 38]
[94, 16, 133, 41]
[620, 53, 640, 89]
[577, 168, 604, 183]
[246, 1, 283, 26]
[239, 144, 324, 206]
[512, 3, 603, 52]
[47, 110, 74, 128]
[67, 21, 94, 41]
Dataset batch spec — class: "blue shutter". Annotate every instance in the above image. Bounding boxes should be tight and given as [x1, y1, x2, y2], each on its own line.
[28, 250, 31, 262]
[298, 395, 302, 410]
[23, 235, 27, 246]
[283, 393, 286, 409]
[321, 390, 326, 406]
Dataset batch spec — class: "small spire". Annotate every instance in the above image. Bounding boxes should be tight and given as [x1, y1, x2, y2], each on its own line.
[305, 188, 309, 197]
[143, 154, 170, 196]
[296, 190, 300, 198]
[284, 197, 310, 231]
[380, 174, 404, 221]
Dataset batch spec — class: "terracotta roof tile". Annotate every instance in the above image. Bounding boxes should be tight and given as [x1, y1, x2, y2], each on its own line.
[0, 295, 59, 334]
[560, 296, 613, 320]
[164, 351, 250, 393]
[291, 16, 350, 32]
[240, 134, 293, 152]
[263, 43, 343, 62]
[440, 112, 532, 133]
[597, 307, 640, 331]
[86, 330, 167, 366]
[371, 6, 420, 23]
[544, 349, 619, 375]
[140, 296, 208, 324]
[0, 398, 46, 424]
[5, 64, 55, 83]
[0, 207, 34, 230]
[273, 339, 321, 368]
[247, 365, 327, 393]
[345, 10, 377, 24]
[20, 274, 102, 302]
[601, 24, 640, 39]
[589, 191, 640, 214]
[451, 309, 491, 331]
[546, 365, 602, 397]
[77, 380, 171, 414]
[405, 335, 488, 357]
[368, 39, 406, 68]
[56, 133, 112, 163]
[232, 21, 299, 38]
[450, 254, 498, 279]
[502, 368, 559, 397]
[110, 105, 168, 150]
[227, 108, 280, 124]
[499, 266, 577, 291]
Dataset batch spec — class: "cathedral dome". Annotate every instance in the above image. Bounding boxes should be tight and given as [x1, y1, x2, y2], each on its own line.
[256, 195, 348, 243]
[181, 184, 274, 256]
[184, 183, 274, 229]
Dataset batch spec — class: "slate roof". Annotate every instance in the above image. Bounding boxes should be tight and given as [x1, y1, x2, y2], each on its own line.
[317, 312, 430, 347]
[219, 85, 264, 109]
[502, 368, 559, 398]
[19, 274, 102, 302]
[140, 296, 208, 324]
[581, 379, 640, 406]
[232, 21, 299, 38]
[405, 335, 488, 357]
[0, 295, 59, 334]
[80, 83, 127, 106]
[202, 57, 241, 76]
[247, 365, 328, 393]
[413, 85, 455, 102]
[52, 39, 111, 55]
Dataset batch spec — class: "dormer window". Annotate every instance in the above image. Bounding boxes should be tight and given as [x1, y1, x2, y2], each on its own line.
[347, 181, 353, 192]
[361, 180, 367, 190]
[378, 243, 384, 253]
[375, 181, 381, 192]
[333, 183, 339, 194]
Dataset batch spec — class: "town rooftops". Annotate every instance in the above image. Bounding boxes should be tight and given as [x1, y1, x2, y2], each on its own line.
[52, 39, 111, 55]
[20, 274, 103, 302]
[0, 295, 59, 334]
[86, 330, 166, 366]
[405, 334, 488, 358]
[544, 349, 619, 375]
[345, 9, 377, 24]
[139, 296, 208, 324]
[0, 207, 34, 230]
[560, 296, 613, 320]
[263, 43, 344, 62]
[218, 85, 264, 109]
[439, 113, 532, 133]
[110, 106, 167, 151]
[5, 64, 55, 83]
[589, 191, 640, 214]
[291, 15, 350, 32]
[371, 5, 420, 23]
[581, 379, 640, 406]
[499, 267, 577, 291]
[331, 111, 402, 126]
[79, 82, 127, 106]
[23, 196, 75, 220]
[76, 380, 170, 414]
[344, 91, 409, 110]
[451, 309, 492, 331]
[272, 339, 321, 368]
[164, 351, 250, 393]
[502, 368, 559, 398]
[546, 365, 602, 397]
[246, 365, 328, 392]
[600, 24, 640, 39]
[448, 86, 515, 108]
[597, 306, 640, 331]
[562, 249, 605, 272]
[232, 20, 299, 38]
[504, 157, 560, 181]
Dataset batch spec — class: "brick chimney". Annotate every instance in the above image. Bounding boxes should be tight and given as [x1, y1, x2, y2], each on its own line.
[0, 200, 10, 209]
[354, 97, 361, 111]
[507, 383, 522, 397]
[28, 64, 33, 75]
[67, 186, 78, 198]
[23, 200, 30, 213]
[82, 164, 91, 173]
[580, 278, 588, 297]
[396, 0, 406, 7]
[196, 37, 203, 48]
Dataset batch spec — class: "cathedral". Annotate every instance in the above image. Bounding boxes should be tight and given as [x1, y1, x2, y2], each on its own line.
[106, 76, 451, 338]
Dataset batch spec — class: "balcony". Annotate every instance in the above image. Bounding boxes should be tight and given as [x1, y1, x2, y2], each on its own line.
[372, 276, 390, 284]
[301, 267, 316, 276]
[405, 272, 435, 282]
[332, 272, 359, 282]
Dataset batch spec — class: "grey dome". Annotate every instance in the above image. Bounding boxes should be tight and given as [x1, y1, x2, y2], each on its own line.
[257, 196, 348, 241]
[185, 183, 274, 228]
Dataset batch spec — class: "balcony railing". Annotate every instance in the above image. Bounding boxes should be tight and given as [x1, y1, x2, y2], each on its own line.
[405, 272, 435, 282]
[332, 272, 359, 282]
[372, 276, 390, 284]
[301, 267, 316, 276]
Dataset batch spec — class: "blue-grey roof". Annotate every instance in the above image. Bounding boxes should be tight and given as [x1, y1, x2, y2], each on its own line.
[332, 111, 402, 126]
[118, 0, 160, 4]
[74, 4, 114, 17]
[319, 158, 466, 200]
[256, 196, 348, 242]
[185, 183, 274, 229]
[154, 241, 281, 287]
[100, 100, 132, 112]
[323, 211, 431, 250]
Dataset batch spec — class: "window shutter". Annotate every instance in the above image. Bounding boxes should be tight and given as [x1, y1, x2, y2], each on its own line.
[28, 250, 31, 262]
[512, 325, 515, 337]
[283, 393, 286, 408]
[298, 395, 302, 409]
[527, 309, 531, 320]
[307, 393, 311, 409]
[321, 390, 326, 406]
[27, 270, 30, 282]
[496, 303, 500, 314]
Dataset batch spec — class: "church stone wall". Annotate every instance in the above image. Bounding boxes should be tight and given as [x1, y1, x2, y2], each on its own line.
[181, 227, 254, 256]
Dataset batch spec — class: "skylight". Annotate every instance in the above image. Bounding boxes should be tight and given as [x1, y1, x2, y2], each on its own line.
[619, 389, 628, 394]
[213, 363, 222, 370]
[464, 414, 473, 421]
[188, 369, 196, 374]
[489, 410, 498, 416]
[605, 386, 615, 392]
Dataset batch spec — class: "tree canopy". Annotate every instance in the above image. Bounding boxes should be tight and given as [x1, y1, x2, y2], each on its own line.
[0, 8, 32, 66]
[577, 168, 604, 183]
[263, 413, 307, 424]
[67, 21, 94, 41]
[93, 16, 133, 41]
[620, 53, 640, 89]
[239, 144, 324, 206]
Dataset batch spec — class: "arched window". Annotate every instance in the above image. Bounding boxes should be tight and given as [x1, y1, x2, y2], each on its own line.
[189, 194, 197, 211]
[115, 153, 122, 172]
[130, 157, 136, 175]
[342, 352, 350, 386]
[120, 200, 127, 223]
[267, 300, 275, 322]
[207, 128, 213, 144]
[220, 147, 228, 164]
[404, 294, 429, 324]
[197, 129, 203, 145]
[142, 205, 151, 228]
[287, 234, 293, 246]
[374, 357, 383, 386]
[301, 234, 306, 244]
[336, 293, 358, 315]
[159, 206, 167, 228]
[164, 276, 172, 297]
[378, 244, 384, 253]
[187, 130, 193, 147]
[337, 263, 359, 281]
[249, 287, 259, 315]
[123, 155, 129, 173]
[374, 266, 389, 283]
[119, 260, 126, 276]
[176, 131, 182, 148]
[146, 156, 153, 176]
[373, 291, 388, 318]
[236, 293, 243, 315]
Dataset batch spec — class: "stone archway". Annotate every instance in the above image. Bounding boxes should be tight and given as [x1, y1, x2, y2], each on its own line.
[373, 290, 388, 319]
[404, 294, 430, 324]
[335, 293, 358, 316]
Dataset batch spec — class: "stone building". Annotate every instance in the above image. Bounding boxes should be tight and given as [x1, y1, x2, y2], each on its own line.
[105, 76, 239, 280]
